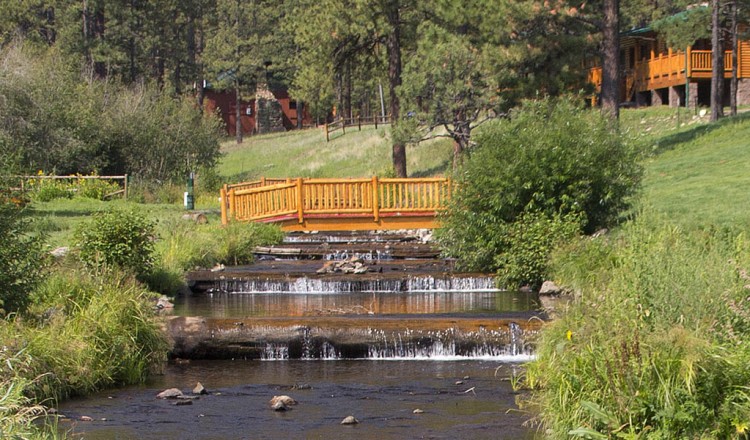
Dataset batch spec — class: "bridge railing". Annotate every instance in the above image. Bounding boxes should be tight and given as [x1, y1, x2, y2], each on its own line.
[221, 177, 451, 226]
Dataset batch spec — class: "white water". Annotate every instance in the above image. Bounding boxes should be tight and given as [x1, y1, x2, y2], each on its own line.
[217, 275, 499, 294]
[258, 325, 533, 361]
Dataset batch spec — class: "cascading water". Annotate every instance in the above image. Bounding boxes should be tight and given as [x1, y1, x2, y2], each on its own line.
[215, 274, 499, 294]
[251, 324, 536, 361]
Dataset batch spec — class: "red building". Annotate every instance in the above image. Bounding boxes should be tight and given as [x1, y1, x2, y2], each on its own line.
[203, 87, 314, 136]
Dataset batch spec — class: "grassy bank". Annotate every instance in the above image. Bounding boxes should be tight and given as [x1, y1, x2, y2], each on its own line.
[525, 110, 750, 438]
[2, 192, 282, 437]
[217, 125, 455, 181]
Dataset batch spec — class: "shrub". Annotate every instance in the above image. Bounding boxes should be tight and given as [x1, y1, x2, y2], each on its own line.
[76, 177, 122, 200]
[74, 209, 155, 277]
[0, 203, 46, 316]
[30, 179, 72, 202]
[437, 96, 642, 287]
[493, 211, 583, 290]
[0, 45, 222, 184]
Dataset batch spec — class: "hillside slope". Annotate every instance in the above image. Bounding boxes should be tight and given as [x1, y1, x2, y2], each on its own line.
[218, 125, 454, 181]
[638, 111, 750, 229]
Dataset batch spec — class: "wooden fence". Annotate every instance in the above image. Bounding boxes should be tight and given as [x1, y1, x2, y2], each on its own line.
[5, 174, 129, 199]
[221, 176, 450, 231]
[325, 115, 391, 142]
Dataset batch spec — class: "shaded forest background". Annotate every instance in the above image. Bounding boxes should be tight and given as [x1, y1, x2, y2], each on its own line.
[0, 0, 736, 179]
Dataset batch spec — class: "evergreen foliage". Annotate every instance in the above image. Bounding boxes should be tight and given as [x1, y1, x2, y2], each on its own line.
[437, 97, 641, 288]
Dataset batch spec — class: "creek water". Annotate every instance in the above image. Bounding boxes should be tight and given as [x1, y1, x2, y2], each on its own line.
[55, 290, 541, 439]
[56, 359, 536, 439]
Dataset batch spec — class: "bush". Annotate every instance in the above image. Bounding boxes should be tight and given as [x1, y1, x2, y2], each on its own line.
[493, 211, 583, 290]
[437, 96, 642, 287]
[30, 180, 73, 202]
[0, 44, 223, 184]
[0, 203, 46, 316]
[76, 177, 122, 200]
[74, 209, 156, 277]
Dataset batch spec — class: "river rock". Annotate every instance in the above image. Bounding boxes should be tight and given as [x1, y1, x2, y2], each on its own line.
[413, 409, 424, 414]
[193, 382, 208, 395]
[539, 281, 563, 296]
[156, 296, 174, 310]
[269, 395, 297, 407]
[340, 415, 359, 425]
[174, 400, 193, 406]
[50, 247, 69, 258]
[181, 212, 208, 224]
[80, 416, 93, 422]
[156, 388, 184, 399]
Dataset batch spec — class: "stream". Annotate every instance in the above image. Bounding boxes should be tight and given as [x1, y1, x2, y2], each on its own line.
[56, 231, 542, 439]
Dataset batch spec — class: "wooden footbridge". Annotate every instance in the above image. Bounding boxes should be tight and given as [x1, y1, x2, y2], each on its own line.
[220, 177, 451, 231]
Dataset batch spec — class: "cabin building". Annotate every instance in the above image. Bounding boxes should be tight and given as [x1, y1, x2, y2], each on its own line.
[202, 85, 313, 136]
[589, 27, 750, 108]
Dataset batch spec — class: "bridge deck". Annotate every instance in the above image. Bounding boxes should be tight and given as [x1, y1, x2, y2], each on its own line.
[221, 177, 451, 231]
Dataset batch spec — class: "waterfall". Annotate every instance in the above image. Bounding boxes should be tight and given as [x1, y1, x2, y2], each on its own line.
[255, 325, 536, 361]
[216, 275, 498, 294]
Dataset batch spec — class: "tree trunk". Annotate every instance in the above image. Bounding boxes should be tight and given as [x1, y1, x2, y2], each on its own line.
[297, 101, 304, 129]
[451, 120, 470, 170]
[730, 0, 738, 116]
[600, 0, 620, 121]
[235, 79, 243, 144]
[386, 1, 406, 178]
[196, 79, 205, 115]
[711, 0, 725, 122]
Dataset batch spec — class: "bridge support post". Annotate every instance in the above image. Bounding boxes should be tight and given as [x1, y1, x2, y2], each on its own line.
[228, 188, 235, 222]
[221, 185, 229, 225]
[372, 176, 380, 222]
[296, 178, 304, 224]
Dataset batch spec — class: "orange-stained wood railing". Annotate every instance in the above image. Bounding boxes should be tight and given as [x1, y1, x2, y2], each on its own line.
[588, 47, 743, 102]
[220, 177, 451, 229]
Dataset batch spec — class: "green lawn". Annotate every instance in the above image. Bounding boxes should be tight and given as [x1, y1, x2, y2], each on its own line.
[637, 111, 750, 230]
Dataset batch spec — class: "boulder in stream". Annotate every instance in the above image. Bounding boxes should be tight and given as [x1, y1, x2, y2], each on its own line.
[340, 415, 359, 425]
[193, 382, 208, 395]
[539, 281, 563, 296]
[271, 401, 288, 411]
[156, 388, 184, 399]
[269, 395, 297, 407]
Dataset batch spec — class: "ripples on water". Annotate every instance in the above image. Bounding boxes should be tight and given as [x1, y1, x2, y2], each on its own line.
[56, 359, 537, 440]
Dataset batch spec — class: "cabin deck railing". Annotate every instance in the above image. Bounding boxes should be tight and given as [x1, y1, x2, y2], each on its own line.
[221, 177, 451, 230]
[588, 49, 736, 97]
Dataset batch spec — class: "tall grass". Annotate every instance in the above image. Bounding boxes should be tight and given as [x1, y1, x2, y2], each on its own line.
[525, 212, 750, 439]
[6, 268, 169, 402]
[0, 348, 53, 439]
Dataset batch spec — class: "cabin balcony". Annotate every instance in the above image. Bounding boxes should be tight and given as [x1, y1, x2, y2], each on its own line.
[589, 46, 749, 104]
